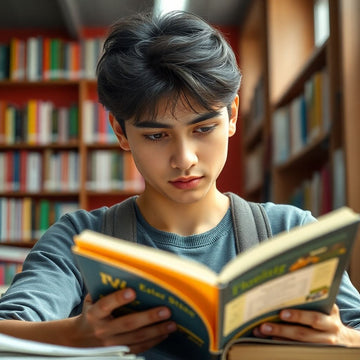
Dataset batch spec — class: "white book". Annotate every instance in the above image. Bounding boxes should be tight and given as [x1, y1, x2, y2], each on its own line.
[27, 152, 42, 192]
[0, 198, 7, 241]
[58, 107, 69, 144]
[94, 150, 112, 191]
[332, 148, 346, 209]
[26, 37, 39, 81]
[82, 100, 95, 144]
[38, 101, 53, 144]
[272, 107, 290, 165]
[314, 0, 330, 47]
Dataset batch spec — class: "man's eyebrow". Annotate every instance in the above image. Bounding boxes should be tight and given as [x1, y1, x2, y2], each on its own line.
[133, 110, 222, 129]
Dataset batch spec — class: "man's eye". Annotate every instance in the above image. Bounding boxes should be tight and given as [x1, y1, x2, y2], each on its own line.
[195, 125, 216, 134]
[145, 133, 165, 141]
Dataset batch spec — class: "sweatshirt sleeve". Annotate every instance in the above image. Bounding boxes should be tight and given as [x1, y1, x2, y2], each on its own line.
[0, 207, 106, 321]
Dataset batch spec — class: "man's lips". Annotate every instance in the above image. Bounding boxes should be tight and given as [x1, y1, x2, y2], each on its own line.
[169, 176, 203, 190]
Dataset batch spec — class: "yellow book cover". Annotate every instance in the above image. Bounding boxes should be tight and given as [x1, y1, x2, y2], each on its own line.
[27, 100, 38, 144]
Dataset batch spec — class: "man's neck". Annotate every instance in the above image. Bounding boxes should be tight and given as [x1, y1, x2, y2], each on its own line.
[136, 188, 230, 236]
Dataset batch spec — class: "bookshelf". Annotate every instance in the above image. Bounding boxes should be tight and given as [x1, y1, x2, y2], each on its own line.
[239, 0, 270, 202]
[0, 29, 144, 281]
[340, 0, 360, 289]
[240, 0, 340, 211]
[239, 0, 360, 288]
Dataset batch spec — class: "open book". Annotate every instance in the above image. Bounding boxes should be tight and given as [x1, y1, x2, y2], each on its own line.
[72, 206, 360, 360]
[0, 333, 143, 359]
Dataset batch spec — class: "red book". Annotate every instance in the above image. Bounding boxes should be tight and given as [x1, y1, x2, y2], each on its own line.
[19, 150, 27, 192]
[42, 38, 51, 80]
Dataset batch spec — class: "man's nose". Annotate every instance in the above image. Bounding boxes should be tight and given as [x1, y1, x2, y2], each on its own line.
[170, 139, 198, 170]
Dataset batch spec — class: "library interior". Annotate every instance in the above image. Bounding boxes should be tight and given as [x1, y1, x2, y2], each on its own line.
[0, 1, 359, 356]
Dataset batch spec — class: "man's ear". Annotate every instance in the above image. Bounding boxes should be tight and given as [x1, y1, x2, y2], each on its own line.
[109, 113, 131, 151]
[228, 94, 239, 138]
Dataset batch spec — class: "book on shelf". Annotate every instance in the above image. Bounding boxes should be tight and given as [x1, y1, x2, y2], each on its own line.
[224, 338, 360, 360]
[72, 206, 360, 360]
[314, 0, 330, 48]
[0, 333, 143, 359]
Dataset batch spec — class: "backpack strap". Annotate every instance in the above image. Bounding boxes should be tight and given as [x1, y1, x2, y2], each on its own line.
[101, 193, 273, 253]
[227, 193, 272, 253]
[101, 196, 138, 241]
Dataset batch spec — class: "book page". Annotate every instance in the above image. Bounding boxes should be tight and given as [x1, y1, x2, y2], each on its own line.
[223, 258, 338, 337]
[0, 333, 136, 358]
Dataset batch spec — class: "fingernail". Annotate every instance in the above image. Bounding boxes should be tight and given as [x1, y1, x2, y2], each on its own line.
[167, 322, 177, 332]
[281, 310, 291, 319]
[262, 324, 272, 333]
[158, 308, 170, 318]
[123, 289, 134, 300]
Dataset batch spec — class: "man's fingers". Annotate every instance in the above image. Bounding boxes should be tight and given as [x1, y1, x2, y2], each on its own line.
[96, 306, 173, 338]
[259, 322, 337, 344]
[278, 308, 338, 331]
[105, 320, 177, 348]
[87, 289, 136, 320]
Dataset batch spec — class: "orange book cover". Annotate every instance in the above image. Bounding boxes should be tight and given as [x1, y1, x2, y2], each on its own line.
[21, 197, 32, 242]
[42, 38, 51, 80]
[9, 38, 19, 81]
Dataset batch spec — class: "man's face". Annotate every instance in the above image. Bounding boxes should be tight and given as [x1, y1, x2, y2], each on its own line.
[115, 96, 238, 205]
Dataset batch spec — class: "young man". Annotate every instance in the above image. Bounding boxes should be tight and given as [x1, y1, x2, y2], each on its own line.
[0, 10, 360, 360]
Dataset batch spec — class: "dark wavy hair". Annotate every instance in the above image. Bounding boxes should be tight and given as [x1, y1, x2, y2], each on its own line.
[97, 10, 241, 130]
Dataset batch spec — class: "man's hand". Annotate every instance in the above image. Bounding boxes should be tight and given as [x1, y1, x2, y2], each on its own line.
[72, 288, 177, 354]
[254, 304, 360, 346]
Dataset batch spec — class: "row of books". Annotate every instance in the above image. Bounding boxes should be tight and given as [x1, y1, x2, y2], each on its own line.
[0, 36, 104, 81]
[0, 150, 79, 193]
[82, 100, 118, 144]
[272, 68, 330, 165]
[87, 150, 144, 192]
[0, 100, 79, 145]
[288, 163, 333, 217]
[0, 197, 79, 243]
[0, 262, 23, 286]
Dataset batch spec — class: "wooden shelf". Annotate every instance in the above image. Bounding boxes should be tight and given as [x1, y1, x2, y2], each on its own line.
[0, 142, 80, 150]
[0, 241, 35, 248]
[0, 191, 79, 197]
[273, 42, 327, 108]
[275, 132, 330, 173]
